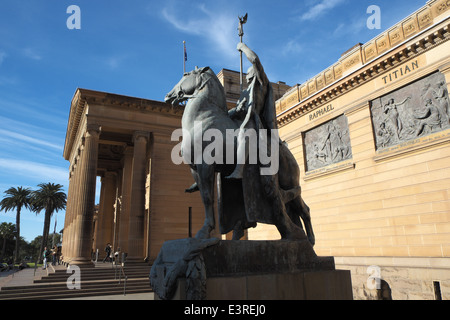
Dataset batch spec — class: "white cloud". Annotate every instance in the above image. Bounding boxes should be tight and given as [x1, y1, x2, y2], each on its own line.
[0, 115, 64, 153]
[22, 48, 42, 61]
[300, 0, 346, 21]
[282, 39, 303, 55]
[0, 158, 68, 185]
[332, 16, 367, 38]
[103, 54, 132, 70]
[161, 4, 236, 62]
[0, 129, 62, 151]
[105, 56, 121, 70]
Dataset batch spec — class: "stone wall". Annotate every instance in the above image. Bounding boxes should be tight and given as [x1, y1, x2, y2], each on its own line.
[249, 1, 450, 300]
[337, 259, 450, 300]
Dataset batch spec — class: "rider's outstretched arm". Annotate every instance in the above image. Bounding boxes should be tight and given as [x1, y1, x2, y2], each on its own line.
[238, 42, 268, 87]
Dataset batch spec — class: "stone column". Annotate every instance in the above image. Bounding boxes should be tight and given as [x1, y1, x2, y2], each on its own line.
[65, 151, 82, 262]
[117, 147, 133, 254]
[61, 166, 75, 261]
[112, 171, 122, 253]
[70, 124, 101, 266]
[127, 131, 149, 262]
[96, 171, 117, 256]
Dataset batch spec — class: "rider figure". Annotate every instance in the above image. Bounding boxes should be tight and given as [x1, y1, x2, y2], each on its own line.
[227, 42, 277, 179]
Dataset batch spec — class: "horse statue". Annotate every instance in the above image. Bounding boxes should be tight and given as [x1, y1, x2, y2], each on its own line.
[165, 66, 315, 244]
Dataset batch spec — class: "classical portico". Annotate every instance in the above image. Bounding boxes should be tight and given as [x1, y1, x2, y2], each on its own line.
[62, 89, 205, 265]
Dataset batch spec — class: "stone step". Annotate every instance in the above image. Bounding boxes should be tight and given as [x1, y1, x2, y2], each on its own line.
[1, 278, 149, 291]
[35, 264, 150, 283]
[0, 262, 153, 300]
[51, 267, 150, 274]
[44, 269, 149, 276]
[0, 278, 152, 300]
[35, 273, 148, 283]
[0, 286, 153, 300]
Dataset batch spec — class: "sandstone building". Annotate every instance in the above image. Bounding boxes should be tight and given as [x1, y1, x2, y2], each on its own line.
[256, 0, 450, 299]
[62, 0, 450, 299]
[62, 90, 206, 265]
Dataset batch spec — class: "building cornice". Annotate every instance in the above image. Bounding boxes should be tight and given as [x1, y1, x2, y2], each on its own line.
[276, 1, 450, 128]
[63, 88, 183, 160]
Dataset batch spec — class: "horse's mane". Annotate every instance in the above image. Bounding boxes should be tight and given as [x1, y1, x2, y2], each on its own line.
[197, 67, 228, 113]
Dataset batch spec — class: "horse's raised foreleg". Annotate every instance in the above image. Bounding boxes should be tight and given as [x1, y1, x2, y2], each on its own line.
[195, 165, 216, 239]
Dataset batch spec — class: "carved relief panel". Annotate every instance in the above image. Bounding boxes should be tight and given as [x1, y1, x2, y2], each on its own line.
[304, 115, 353, 172]
[371, 71, 450, 150]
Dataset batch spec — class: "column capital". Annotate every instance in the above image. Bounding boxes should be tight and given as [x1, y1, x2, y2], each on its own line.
[104, 171, 118, 178]
[124, 145, 134, 155]
[102, 171, 118, 182]
[133, 130, 150, 143]
[85, 124, 102, 137]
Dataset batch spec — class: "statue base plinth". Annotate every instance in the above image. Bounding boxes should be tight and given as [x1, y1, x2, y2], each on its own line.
[150, 239, 352, 300]
[169, 269, 352, 300]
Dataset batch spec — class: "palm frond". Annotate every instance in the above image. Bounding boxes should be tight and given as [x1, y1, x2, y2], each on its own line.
[0, 187, 32, 212]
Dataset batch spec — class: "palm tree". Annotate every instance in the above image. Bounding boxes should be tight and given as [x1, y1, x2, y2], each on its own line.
[0, 187, 32, 264]
[31, 183, 66, 262]
[0, 222, 16, 262]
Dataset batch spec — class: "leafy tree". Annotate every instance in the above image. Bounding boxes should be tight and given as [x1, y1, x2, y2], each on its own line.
[29, 235, 43, 261]
[29, 233, 61, 262]
[0, 187, 32, 264]
[31, 183, 66, 262]
[0, 222, 16, 262]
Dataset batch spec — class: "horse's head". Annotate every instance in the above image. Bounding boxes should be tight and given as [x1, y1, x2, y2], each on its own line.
[165, 66, 212, 106]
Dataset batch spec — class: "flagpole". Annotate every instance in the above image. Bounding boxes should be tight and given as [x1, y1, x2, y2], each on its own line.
[183, 41, 186, 74]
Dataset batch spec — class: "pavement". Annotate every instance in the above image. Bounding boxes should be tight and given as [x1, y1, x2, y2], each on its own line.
[0, 263, 155, 300]
[58, 292, 155, 300]
[0, 267, 44, 288]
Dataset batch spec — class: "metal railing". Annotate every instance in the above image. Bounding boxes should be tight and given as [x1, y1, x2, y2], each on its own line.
[118, 265, 127, 296]
[114, 252, 128, 296]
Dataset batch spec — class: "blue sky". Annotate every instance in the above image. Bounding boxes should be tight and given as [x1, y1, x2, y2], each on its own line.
[0, 0, 427, 242]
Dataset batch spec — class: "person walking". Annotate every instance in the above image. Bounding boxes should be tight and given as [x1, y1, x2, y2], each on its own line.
[103, 243, 112, 263]
[51, 246, 57, 266]
[42, 247, 48, 269]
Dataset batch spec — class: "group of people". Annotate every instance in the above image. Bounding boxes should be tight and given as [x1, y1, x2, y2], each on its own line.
[103, 243, 112, 263]
[42, 246, 60, 269]
[41, 243, 115, 269]
[101, 243, 123, 263]
[0, 258, 14, 272]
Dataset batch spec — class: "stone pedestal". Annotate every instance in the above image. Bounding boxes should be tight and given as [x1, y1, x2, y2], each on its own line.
[171, 270, 352, 300]
[150, 239, 353, 300]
